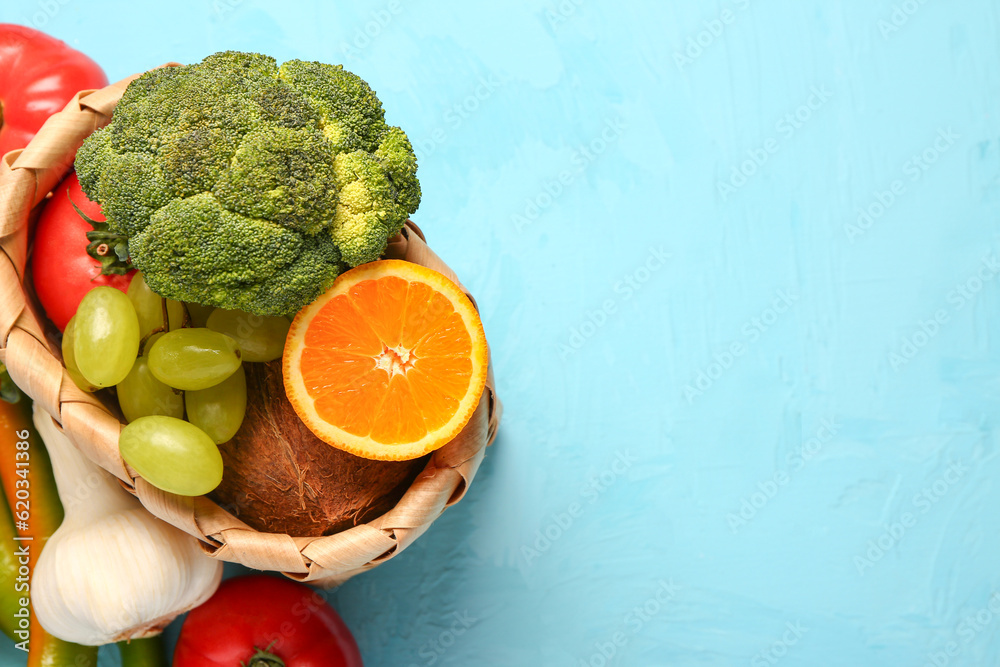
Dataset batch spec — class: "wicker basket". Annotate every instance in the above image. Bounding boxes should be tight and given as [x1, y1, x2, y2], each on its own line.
[0, 69, 501, 588]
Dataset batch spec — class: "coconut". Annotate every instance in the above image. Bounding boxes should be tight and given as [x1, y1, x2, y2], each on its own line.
[209, 360, 427, 537]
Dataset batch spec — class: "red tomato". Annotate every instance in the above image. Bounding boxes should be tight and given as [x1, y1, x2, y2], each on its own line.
[172, 575, 364, 667]
[30, 172, 133, 331]
[0, 24, 108, 157]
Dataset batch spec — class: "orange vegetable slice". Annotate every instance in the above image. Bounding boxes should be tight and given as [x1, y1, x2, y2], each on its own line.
[283, 260, 488, 461]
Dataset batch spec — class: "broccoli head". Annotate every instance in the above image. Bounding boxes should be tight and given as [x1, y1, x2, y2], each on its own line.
[75, 51, 421, 316]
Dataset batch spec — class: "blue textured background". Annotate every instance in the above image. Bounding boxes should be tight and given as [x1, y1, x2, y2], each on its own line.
[2, 1, 1000, 665]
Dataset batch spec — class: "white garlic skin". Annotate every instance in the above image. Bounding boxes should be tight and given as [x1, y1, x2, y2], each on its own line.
[31, 508, 222, 645]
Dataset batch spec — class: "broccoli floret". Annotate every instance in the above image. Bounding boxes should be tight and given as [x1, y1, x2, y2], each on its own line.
[278, 59, 387, 153]
[375, 126, 421, 214]
[213, 126, 339, 235]
[129, 194, 344, 316]
[75, 51, 420, 316]
[96, 150, 172, 237]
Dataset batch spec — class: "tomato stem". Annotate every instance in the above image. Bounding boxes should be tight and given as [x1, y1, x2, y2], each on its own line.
[242, 643, 286, 667]
[70, 191, 132, 276]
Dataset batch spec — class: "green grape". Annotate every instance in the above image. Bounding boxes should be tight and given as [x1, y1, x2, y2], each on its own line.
[73, 287, 140, 388]
[117, 356, 184, 422]
[61, 318, 98, 392]
[128, 272, 185, 337]
[119, 416, 223, 496]
[147, 328, 242, 390]
[185, 366, 246, 444]
[185, 302, 215, 328]
[206, 308, 290, 362]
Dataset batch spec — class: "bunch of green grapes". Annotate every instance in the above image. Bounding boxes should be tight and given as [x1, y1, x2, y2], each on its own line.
[63, 274, 290, 496]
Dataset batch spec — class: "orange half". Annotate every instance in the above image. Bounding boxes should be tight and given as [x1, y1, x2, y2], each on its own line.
[283, 260, 489, 461]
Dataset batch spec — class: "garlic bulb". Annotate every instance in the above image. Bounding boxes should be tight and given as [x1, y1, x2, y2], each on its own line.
[30, 405, 222, 645]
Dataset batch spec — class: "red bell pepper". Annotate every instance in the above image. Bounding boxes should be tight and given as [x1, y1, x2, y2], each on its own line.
[0, 24, 107, 157]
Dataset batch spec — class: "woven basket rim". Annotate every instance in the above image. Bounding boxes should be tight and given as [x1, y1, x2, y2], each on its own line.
[0, 67, 501, 587]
